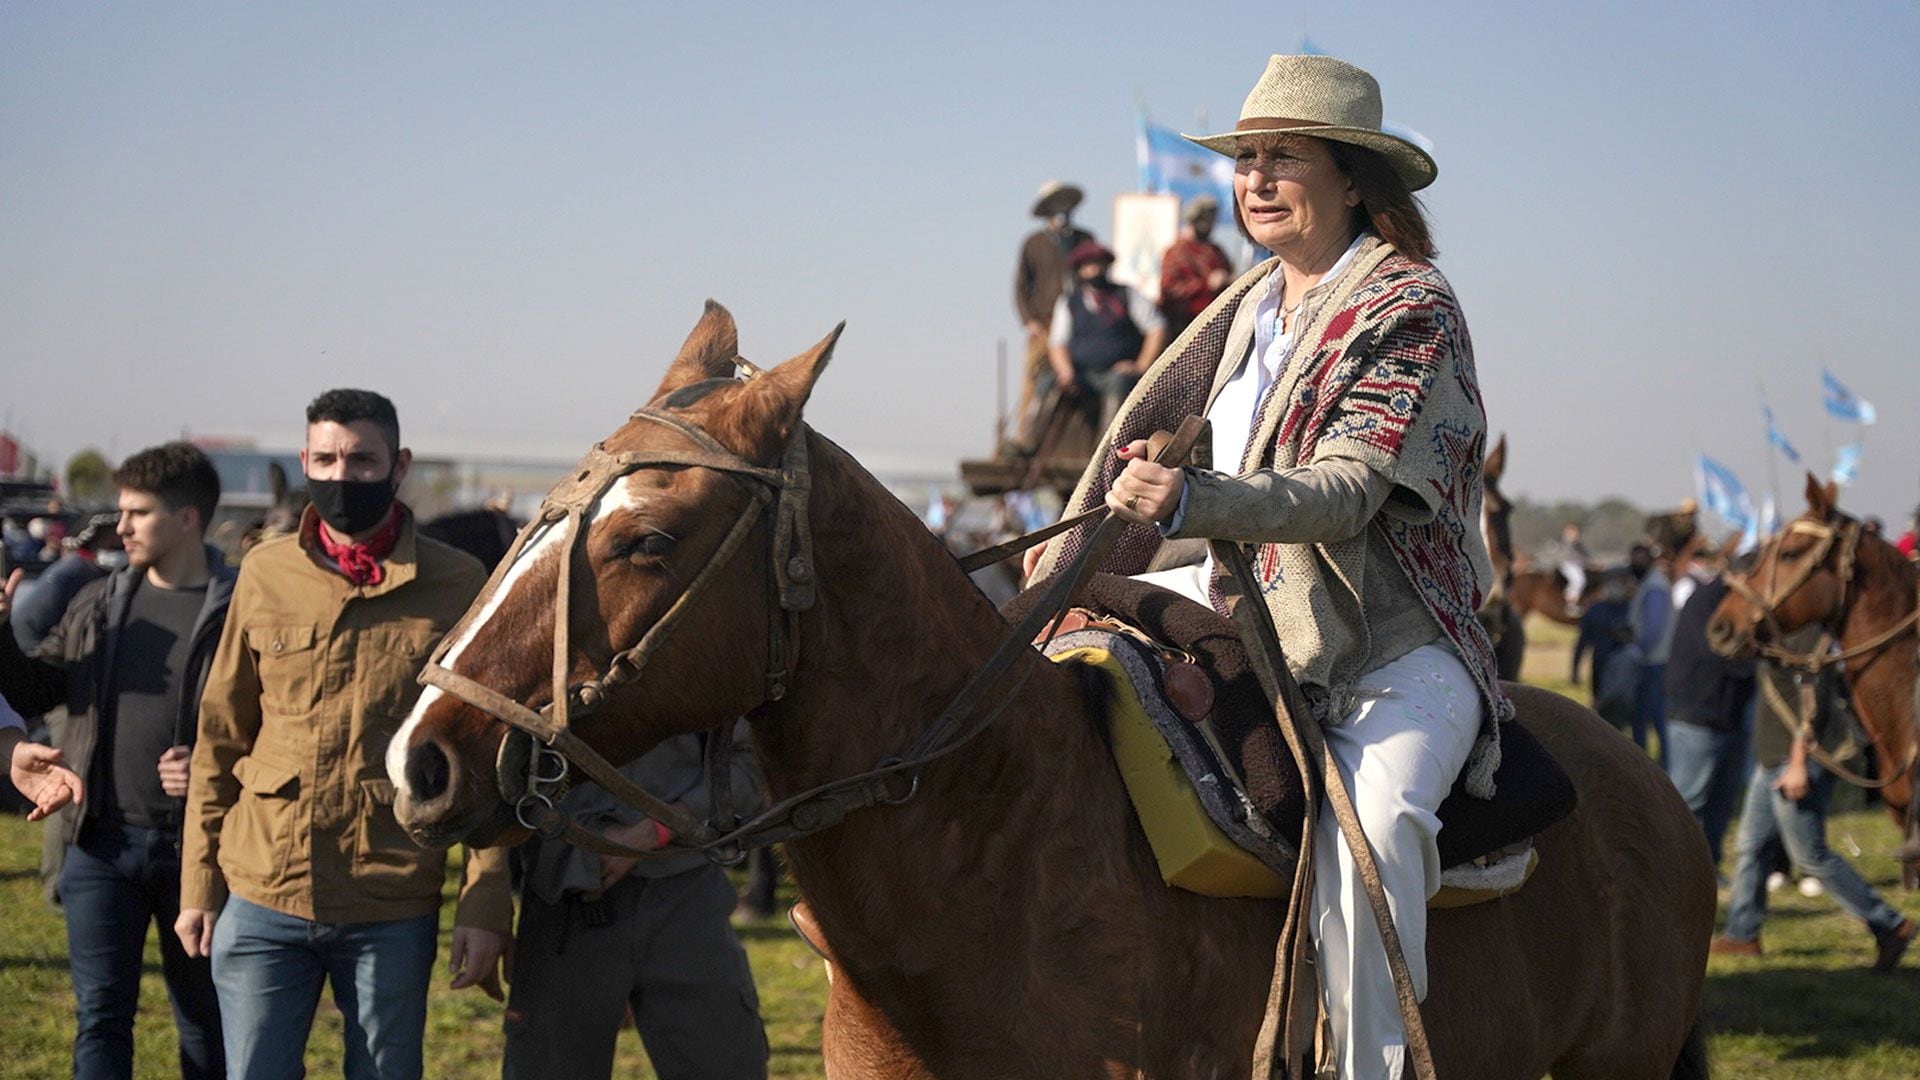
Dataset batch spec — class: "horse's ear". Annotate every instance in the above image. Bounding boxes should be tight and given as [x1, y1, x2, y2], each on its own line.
[653, 300, 740, 400]
[1804, 471, 1833, 517]
[727, 321, 845, 461]
[1483, 433, 1507, 484]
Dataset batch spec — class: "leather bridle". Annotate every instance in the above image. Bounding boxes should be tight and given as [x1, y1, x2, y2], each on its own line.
[414, 380, 1206, 864]
[419, 400, 815, 860]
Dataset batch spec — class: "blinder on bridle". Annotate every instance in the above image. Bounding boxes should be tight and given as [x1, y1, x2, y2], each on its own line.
[418, 378, 816, 863]
[1724, 515, 1858, 666]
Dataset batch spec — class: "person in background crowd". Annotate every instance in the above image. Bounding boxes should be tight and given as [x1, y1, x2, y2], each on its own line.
[4, 690, 86, 819]
[1628, 552, 1675, 766]
[0, 442, 231, 1080]
[503, 725, 768, 1080]
[1571, 568, 1632, 695]
[1662, 570, 1755, 868]
[1045, 240, 1167, 438]
[1158, 194, 1233, 341]
[1715, 631, 1915, 971]
[1626, 541, 1655, 582]
[1010, 181, 1094, 450]
[1895, 506, 1918, 559]
[176, 389, 510, 1080]
[12, 511, 122, 653]
[1553, 522, 1590, 611]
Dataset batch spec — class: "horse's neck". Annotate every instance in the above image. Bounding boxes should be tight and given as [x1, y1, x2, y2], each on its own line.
[1840, 543, 1918, 810]
[751, 439, 1095, 911]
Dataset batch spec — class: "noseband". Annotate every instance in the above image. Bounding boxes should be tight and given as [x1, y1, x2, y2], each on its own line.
[419, 396, 816, 860]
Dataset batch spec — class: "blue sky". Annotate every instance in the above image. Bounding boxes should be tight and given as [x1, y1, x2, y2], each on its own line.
[3, 2, 1916, 525]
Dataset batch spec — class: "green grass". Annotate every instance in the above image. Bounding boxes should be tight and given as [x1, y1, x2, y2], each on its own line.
[0, 825, 827, 1079]
[0, 614, 1914, 1076]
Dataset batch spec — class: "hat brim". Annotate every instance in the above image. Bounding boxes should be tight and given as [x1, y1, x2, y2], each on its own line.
[1031, 187, 1084, 217]
[1182, 126, 1437, 192]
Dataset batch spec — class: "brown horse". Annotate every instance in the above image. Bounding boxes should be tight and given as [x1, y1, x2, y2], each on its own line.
[387, 305, 1713, 1078]
[1706, 474, 1919, 869]
[1478, 435, 1528, 680]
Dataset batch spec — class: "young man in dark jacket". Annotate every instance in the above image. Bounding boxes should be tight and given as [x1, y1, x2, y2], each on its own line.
[1662, 573, 1756, 867]
[0, 442, 230, 1079]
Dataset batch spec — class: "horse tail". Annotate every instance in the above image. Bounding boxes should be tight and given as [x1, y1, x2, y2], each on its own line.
[1669, 1018, 1710, 1080]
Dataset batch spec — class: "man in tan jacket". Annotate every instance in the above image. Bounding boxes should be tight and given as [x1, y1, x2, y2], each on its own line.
[176, 389, 510, 1080]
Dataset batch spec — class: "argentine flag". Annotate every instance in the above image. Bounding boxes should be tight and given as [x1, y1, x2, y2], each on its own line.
[1832, 442, 1864, 487]
[1694, 454, 1755, 532]
[1138, 118, 1235, 214]
[1821, 370, 1877, 424]
[1762, 405, 1801, 464]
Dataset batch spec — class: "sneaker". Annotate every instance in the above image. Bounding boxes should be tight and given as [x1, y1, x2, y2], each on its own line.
[1766, 871, 1787, 894]
[1798, 876, 1826, 898]
[1710, 936, 1762, 958]
[1874, 919, 1915, 974]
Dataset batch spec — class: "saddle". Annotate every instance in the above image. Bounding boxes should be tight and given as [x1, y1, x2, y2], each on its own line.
[1005, 574, 1578, 903]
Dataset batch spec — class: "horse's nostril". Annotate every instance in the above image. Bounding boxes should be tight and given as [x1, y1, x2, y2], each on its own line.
[406, 741, 452, 803]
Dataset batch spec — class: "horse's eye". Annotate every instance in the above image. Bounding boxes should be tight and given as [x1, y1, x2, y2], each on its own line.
[616, 532, 676, 561]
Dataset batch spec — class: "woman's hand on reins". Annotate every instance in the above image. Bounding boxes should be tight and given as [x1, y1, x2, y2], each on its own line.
[1106, 440, 1184, 526]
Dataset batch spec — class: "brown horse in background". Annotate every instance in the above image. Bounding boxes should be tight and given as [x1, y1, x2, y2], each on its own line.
[1708, 474, 1920, 882]
[387, 305, 1714, 1078]
[1477, 435, 1528, 681]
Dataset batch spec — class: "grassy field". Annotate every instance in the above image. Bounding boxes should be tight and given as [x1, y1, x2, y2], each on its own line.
[1, 617, 1915, 1077]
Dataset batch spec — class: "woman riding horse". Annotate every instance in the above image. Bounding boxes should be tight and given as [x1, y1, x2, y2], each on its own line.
[1030, 54, 1506, 1080]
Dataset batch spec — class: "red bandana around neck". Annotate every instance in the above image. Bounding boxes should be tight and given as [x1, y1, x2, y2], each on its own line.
[315, 508, 403, 587]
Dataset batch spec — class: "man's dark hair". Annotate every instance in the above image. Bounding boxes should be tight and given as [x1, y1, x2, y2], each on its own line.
[112, 442, 221, 533]
[306, 388, 401, 456]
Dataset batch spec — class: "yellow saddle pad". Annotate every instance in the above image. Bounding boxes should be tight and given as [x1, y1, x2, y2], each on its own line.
[1054, 644, 1288, 899]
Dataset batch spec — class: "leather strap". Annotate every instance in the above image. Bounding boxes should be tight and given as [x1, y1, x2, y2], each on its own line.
[1217, 511, 1436, 1080]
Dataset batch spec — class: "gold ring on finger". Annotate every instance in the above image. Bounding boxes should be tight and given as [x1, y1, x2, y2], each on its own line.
[1125, 494, 1140, 511]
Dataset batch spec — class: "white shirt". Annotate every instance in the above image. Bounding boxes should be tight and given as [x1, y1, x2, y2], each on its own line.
[1207, 232, 1370, 475]
[1148, 231, 1372, 603]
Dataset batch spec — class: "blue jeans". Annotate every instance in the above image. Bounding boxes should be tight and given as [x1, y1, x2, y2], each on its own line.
[1723, 757, 1907, 943]
[211, 896, 436, 1080]
[59, 820, 224, 1080]
[1665, 716, 1751, 866]
[1632, 663, 1669, 768]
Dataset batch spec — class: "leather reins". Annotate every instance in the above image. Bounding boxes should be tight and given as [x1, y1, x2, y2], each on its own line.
[1726, 515, 1920, 788]
[416, 389, 1205, 864]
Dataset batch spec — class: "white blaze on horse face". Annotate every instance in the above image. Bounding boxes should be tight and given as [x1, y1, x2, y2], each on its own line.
[386, 476, 649, 796]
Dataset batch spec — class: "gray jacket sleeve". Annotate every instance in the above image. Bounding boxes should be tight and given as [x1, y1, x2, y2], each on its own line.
[1167, 456, 1397, 546]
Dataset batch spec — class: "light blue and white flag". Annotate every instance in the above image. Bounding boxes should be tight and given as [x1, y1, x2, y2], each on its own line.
[1762, 405, 1801, 464]
[1831, 442, 1864, 486]
[1137, 118, 1235, 215]
[1695, 454, 1755, 532]
[1821, 370, 1877, 424]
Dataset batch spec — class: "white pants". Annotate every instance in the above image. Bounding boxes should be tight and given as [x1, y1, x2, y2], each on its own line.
[1312, 643, 1482, 1080]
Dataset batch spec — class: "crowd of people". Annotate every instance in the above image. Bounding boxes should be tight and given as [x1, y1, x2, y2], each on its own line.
[1, 389, 769, 1080]
[1561, 514, 1916, 975]
[1007, 176, 1234, 457]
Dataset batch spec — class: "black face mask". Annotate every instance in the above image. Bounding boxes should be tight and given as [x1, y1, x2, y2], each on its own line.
[307, 472, 397, 536]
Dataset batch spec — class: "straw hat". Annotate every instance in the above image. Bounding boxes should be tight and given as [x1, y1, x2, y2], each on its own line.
[1031, 181, 1084, 218]
[1183, 194, 1220, 222]
[1184, 55, 1437, 191]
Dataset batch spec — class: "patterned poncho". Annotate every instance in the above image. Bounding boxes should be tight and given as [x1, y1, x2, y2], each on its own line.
[1035, 235, 1512, 797]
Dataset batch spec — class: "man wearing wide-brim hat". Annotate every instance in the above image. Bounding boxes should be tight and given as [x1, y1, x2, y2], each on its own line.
[1158, 193, 1234, 341]
[1010, 181, 1093, 450]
